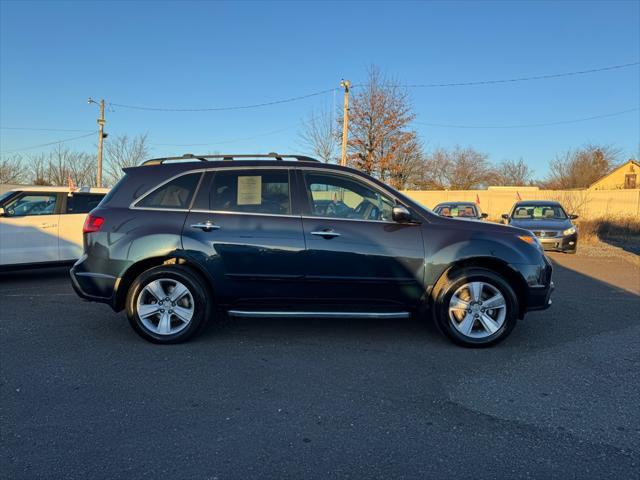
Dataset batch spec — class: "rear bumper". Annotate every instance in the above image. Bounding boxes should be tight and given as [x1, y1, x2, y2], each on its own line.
[70, 255, 117, 305]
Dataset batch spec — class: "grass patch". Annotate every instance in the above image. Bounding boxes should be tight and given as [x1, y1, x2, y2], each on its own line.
[577, 217, 640, 246]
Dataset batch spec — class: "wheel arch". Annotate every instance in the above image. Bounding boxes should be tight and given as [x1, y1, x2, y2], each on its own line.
[113, 253, 215, 312]
[429, 256, 528, 319]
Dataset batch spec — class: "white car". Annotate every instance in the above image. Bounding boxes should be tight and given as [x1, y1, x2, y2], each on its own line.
[0, 186, 109, 267]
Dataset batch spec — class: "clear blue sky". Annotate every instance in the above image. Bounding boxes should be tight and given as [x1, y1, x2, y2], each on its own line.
[1, 0, 638, 178]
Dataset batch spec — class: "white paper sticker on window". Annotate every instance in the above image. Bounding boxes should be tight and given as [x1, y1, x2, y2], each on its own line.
[237, 176, 262, 205]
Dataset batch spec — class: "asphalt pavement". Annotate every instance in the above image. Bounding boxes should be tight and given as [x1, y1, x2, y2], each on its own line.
[1, 252, 639, 479]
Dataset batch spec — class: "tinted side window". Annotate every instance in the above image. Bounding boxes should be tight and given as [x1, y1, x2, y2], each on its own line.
[210, 170, 290, 215]
[137, 173, 201, 209]
[304, 172, 394, 221]
[3, 193, 58, 217]
[66, 194, 105, 214]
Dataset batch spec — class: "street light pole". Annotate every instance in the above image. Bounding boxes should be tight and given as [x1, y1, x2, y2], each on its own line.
[340, 79, 350, 167]
[88, 98, 106, 187]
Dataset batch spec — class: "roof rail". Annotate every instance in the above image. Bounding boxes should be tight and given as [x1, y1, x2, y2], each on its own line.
[141, 152, 320, 166]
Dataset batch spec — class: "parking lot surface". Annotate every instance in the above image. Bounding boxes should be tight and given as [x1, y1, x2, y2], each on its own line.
[1, 252, 639, 479]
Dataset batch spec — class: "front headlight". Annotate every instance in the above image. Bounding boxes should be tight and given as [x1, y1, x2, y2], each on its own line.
[562, 226, 576, 236]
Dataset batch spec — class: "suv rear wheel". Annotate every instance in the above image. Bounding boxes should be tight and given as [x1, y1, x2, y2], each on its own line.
[126, 265, 210, 344]
[434, 268, 518, 347]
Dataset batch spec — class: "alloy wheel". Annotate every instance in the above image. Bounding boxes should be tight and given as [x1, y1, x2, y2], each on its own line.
[136, 278, 195, 335]
[448, 281, 507, 339]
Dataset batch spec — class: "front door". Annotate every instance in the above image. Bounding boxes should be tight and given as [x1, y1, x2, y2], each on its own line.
[0, 192, 60, 265]
[182, 168, 307, 307]
[298, 170, 425, 310]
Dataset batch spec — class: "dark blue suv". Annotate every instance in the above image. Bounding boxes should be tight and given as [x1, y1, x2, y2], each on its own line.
[70, 153, 553, 347]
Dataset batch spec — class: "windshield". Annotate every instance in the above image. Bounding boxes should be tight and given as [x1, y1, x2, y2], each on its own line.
[0, 191, 16, 205]
[512, 204, 567, 220]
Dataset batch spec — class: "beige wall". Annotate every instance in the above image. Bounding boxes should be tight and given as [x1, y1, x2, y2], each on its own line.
[402, 189, 640, 219]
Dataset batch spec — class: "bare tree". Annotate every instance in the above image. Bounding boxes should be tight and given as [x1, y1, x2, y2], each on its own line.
[544, 144, 621, 189]
[47, 145, 95, 186]
[25, 147, 94, 186]
[493, 158, 535, 186]
[28, 153, 51, 185]
[0, 154, 26, 184]
[299, 107, 338, 163]
[346, 65, 416, 178]
[418, 146, 494, 190]
[104, 134, 150, 186]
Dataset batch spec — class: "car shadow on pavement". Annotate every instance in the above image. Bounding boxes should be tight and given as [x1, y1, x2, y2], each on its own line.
[194, 257, 640, 352]
[501, 257, 639, 351]
[1, 259, 637, 352]
[0, 265, 72, 283]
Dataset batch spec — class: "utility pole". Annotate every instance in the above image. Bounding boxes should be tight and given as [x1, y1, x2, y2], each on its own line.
[88, 98, 106, 187]
[340, 79, 350, 167]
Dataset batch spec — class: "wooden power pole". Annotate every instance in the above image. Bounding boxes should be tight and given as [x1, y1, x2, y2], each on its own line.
[88, 98, 106, 187]
[340, 79, 350, 167]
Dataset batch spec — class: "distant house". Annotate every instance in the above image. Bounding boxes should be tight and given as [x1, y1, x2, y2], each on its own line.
[589, 160, 640, 190]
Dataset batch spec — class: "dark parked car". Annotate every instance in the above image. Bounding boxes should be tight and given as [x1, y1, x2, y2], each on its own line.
[433, 202, 488, 221]
[71, 153, 553, 347]
[502, 201, 578, 253]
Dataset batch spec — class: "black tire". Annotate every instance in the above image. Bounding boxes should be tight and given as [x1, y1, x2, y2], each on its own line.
[126, 265, 211, 344]
[433, 268, 518, 348]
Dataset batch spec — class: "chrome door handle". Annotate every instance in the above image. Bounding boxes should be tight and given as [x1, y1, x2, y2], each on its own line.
[310, 230, 341, 238]
[40, 223, 57, 228]
[191, 221, 221, 232]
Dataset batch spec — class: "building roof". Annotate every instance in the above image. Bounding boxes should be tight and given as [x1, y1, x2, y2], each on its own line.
[588, 159, 640, 189]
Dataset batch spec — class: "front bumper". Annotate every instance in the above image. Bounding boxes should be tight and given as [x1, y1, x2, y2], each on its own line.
[538, 233, 578, 252]
[526, 281, 555, 311]
[515, 255, 554, 312]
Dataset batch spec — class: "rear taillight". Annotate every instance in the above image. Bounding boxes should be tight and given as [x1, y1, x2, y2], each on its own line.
[83, 214, 104, 234]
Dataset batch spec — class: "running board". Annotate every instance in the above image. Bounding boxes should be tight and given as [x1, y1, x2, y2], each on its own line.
[227, 310, 411, 319]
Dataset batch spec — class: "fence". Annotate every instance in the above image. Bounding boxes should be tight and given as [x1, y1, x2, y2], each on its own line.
[401, 189, 640, 220]
[2, 183, 637, 220]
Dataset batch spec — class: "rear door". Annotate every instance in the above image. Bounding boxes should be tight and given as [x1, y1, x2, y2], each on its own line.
[58, 193, 106, 261]
[182, 168, 307, 306]
[298, 170, 425, 309]
[0, 192, 61, 265]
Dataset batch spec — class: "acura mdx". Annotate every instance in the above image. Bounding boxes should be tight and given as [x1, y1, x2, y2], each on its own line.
[70, 153, 553, 347]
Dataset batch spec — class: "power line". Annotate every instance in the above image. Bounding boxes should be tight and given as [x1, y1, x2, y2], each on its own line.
[414, 107, 639, 129]
[106, 61, 638, 113]
[110, 87, 339, 112]
[398, 61, 639, 88]
[0, 131, 96, 155]
[0, 126, 93, 133]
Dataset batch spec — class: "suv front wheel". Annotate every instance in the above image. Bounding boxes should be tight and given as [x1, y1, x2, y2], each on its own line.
[126, 265, 210, 344]
[434, 268, 518, 347]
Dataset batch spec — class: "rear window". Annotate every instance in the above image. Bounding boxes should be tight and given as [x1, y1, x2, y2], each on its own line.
[66, 193, 105, 214]
[435, 204, 477, 218]
[136, 173, 202, 209]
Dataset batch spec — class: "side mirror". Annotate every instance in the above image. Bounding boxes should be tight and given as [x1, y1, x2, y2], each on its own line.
[569, 214, 579, 220]
[0, 207, 4, 217]
[481, 213, 489, 219]
[392, 205, 412, 223]
[501, 213, 509, 220]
